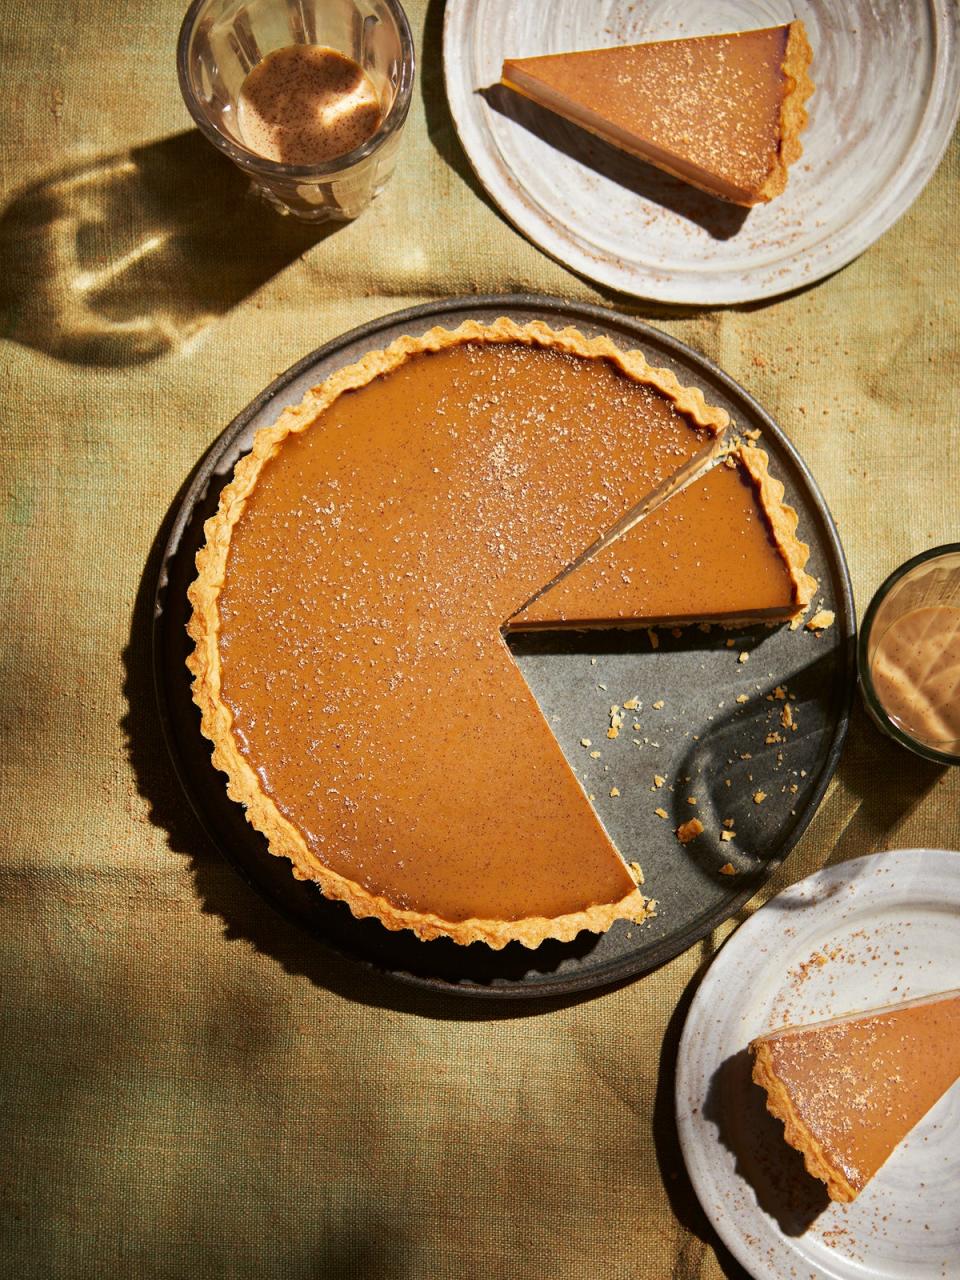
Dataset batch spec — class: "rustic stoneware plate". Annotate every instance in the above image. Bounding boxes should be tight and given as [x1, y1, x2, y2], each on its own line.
[676, 848, 960, 1279]
[154, 295, 854, 999]
[443, 0, 960, 304]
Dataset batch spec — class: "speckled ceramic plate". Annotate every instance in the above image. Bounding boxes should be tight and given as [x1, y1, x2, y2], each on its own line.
[676, 848, 960, 1280]
[154, 295, 854, 999]
[443, 0, 960, 304]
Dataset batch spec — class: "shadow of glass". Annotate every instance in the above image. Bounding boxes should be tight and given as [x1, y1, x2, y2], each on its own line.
[668, 644, 854, 889]
[821, 702, 947, 867]
[703, 1047, 830, 1236]
[480, 83, 752, 241]
[0, 130, 337, 368]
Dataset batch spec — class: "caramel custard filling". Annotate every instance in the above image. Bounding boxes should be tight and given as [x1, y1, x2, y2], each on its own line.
[215, 339, 717, 924]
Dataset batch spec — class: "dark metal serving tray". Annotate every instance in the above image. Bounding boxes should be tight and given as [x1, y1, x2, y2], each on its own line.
[154, 294, 855, 1000]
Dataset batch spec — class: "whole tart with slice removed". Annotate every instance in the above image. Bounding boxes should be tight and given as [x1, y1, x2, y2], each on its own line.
[751, 989, 960, 1202]
[501, 22, 813, 206]
[187, 318, 812, 950]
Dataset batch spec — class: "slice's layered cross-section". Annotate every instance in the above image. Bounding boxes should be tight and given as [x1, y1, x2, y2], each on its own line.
[751, 989, 960, 1203]
[501, 23, 813, 205]
[188, 320, 727, 948]
[509, 446, 816, 631]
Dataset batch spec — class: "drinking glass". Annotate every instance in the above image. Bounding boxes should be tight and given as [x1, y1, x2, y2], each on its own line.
[178, 0, 414, 221]
[859, 544, 960, 765]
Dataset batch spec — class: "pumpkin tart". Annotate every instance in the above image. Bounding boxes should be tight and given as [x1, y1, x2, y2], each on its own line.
[509, 445, 816, 630]
[188, 320, 728, 948]
[751, 990, 960, 1202]
[187, 319, 813, 949]
[501, 23, 813, 205]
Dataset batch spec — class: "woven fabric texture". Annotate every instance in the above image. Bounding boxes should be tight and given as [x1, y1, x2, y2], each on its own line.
[1, 2, 958, 1277]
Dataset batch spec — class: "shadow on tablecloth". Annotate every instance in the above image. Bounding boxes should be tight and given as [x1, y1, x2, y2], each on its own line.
[0, 130, 336, 368]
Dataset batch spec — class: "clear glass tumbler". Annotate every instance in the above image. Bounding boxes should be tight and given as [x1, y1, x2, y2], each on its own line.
[859, 544, 960, 765]
[177, 0, 415, 221]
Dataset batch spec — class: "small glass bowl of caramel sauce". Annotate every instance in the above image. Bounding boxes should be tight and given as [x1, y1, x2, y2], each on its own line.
[859, 544, 960, 765]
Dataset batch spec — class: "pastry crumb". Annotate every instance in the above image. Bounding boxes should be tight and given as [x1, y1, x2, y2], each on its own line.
[753, 790, 767, 804]
[721, 829, 736, 842]
[653, 774, 665, 789]
[633, 896, 657, 923]
[589, 750, 601, 759]
[629, 860, 644, 885]
[607, 727, 619, 740]
[719, 862, 737, 876]
[647, 629, 659, 649]
[609, 786, 620, 798]
[654, 807, 669, 820]
[623, 697, 639, 711]
[676, 818, 704, 844]
[738, 651, 749, 664]
[652, 699, 665, 710]
[735, 693, 749, 704]
[806, 609, 835, 632]
[580, 737, 592, 747]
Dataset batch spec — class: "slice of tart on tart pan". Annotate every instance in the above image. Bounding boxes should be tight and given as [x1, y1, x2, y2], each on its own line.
[508, 445, 816, 631]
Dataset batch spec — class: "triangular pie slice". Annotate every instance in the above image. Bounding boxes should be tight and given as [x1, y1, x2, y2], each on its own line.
[501, 23, 813, 205]
[751, 990, 960, 1202]
[507, 446, 816, 631]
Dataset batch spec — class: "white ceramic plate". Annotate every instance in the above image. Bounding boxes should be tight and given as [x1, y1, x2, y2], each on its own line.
[443, 0, 960, 304]
[675, 848, 960, 1280]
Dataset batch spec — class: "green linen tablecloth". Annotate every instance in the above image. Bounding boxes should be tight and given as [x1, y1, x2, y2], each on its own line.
[2, 2, 958, 1276]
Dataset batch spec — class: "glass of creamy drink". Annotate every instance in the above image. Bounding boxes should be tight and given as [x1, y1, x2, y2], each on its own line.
[859, 544, 960, 765]
[178, 0, 414, 220]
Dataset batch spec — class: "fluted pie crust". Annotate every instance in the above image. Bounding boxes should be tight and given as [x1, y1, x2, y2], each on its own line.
[187, 319, 812, 949]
